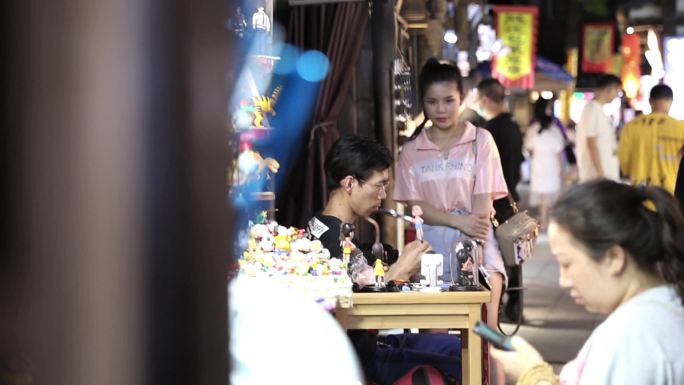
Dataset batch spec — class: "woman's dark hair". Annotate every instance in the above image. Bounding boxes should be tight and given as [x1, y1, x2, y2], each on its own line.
[533, 98, 553, 134]
[410, 58, 464, 140]
[324, 135, 393, 190]
[550, 180, 684, 306]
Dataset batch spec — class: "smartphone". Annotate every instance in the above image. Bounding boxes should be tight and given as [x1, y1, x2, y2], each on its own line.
[473, 321, 514, 351]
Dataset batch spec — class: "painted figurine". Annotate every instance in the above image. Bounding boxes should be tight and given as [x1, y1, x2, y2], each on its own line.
[411, 205, 424, 242]
[251, 4, 271, 54]
[456, 241, 475, 287]
[227, 6, 247, 38]
[374, 258, 385, 288]
[340, 223, 356, 267]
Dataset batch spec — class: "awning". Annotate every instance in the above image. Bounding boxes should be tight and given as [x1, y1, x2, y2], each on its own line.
[533, 56, 575, 91]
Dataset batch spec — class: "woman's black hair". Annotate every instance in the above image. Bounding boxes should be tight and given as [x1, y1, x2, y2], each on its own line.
[409, 58, 464, 141]
[550, 180, 684, 306]
[324, 135, 393, 191]
[533, 98, 553, 134]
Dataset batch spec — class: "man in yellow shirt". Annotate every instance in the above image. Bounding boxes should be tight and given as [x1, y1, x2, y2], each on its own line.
[619, 84, 684, 193]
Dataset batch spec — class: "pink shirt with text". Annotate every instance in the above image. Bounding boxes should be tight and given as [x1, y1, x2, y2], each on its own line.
[394, 123, 508, 213]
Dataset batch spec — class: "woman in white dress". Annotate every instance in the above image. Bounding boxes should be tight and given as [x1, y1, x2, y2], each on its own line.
[524, 98, 565, 231]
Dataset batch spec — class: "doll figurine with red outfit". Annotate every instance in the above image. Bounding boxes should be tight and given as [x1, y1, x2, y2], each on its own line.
[340, 223, 356, 267]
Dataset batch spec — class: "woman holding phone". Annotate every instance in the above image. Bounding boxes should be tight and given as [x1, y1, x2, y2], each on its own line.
[491, 180, 684, 385]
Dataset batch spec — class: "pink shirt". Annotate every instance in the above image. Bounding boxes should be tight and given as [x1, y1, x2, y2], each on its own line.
[394, 123, 508, 213]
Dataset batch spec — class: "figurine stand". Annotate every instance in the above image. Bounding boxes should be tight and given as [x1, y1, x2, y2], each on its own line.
[448, 239, 484, 292]
[353, 283, 387, 293]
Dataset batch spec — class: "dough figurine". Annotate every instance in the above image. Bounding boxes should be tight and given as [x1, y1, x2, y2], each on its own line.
[340, 223, 356, 267]
[411, 205, 424, 242]
[374, 258, 385, 288]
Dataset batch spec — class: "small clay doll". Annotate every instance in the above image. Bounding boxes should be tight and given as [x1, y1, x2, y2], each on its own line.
[411, 205, 424, 242]
[340, 223, 356, 267]
[374, 258, 385, 288]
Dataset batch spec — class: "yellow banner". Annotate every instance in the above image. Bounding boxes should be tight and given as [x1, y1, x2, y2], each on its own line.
[497, 11, 534, 80]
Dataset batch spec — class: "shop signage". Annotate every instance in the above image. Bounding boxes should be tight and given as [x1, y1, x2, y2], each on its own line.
[581, 22, 615, 73]
[621, 33, 641, 99]
[492, 5, 538, 89]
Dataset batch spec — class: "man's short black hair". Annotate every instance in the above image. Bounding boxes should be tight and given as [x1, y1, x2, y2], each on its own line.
[477, 78, 505, 103]
[596, 74, 622, 90]
[650, 84, 673, 101]
[324, 135, 393, 190]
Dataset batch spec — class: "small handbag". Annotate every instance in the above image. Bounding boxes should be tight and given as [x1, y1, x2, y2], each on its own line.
[471, 127, 540, 267]
[491, 195, 539, 266]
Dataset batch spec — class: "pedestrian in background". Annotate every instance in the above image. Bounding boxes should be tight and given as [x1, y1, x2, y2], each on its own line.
[477, 78, 525, 324]
[619, 84, 684, 194]
[576, 74, 622, 182]
[524, 97, 565, 232]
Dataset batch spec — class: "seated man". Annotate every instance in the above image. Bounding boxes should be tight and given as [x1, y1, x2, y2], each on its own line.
[307, 135, 461, 385]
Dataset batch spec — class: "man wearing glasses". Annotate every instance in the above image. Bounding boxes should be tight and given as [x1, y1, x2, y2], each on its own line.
[306, 135, 426, 280]
[306, 134, 462, 385]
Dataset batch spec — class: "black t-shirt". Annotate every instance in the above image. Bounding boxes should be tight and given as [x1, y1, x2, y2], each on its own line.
[306, 212, 377, 364]
[306, 213, 353, 259]
[484, 112, 524, 222]
[306, 213, 399, 264]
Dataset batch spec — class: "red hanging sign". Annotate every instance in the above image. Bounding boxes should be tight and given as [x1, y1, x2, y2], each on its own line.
[621, 33, 641, 99]
[581, 22, 615, 73]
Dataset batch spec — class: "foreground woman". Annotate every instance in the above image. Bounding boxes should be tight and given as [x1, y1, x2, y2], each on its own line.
[491, 180, 684, 385]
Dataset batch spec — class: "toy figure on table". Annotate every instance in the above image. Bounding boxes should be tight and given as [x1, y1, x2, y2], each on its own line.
[411, 205, 424, 242]
[340, 223, 356, 267]
[450, 239, 482, 291]
[374, 259, 385, 288]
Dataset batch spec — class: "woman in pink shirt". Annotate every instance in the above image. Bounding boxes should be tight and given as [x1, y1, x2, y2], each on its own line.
[394, 59, 508, 385]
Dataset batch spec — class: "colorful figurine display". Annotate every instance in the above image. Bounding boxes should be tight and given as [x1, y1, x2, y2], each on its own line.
[240, 220, 350, 310]
[411, 205, 424, 242]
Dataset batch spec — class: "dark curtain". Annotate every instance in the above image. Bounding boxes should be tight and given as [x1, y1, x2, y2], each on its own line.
[278, 1, 369, 228]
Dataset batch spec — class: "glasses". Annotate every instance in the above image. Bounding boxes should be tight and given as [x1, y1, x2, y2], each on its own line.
[358, 178, 390, 194]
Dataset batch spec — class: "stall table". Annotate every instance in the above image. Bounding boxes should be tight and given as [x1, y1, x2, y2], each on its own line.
[335, 290, 491, 385]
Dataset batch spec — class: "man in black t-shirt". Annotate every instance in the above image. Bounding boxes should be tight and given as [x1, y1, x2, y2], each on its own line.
[307, 135, 461, 385]
[477, 78, 525, 323]
[676, 154, 684, 212]
[477, 79, 523, 223]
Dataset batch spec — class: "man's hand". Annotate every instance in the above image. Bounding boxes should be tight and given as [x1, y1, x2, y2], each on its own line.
[451, 214, 490, 240]
[490, 336, 547, 381]
[386, 240, 430, 281]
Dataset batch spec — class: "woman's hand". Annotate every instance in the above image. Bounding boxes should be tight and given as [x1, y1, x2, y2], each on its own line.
[490, 336, 546, 381]
[451, 214, 490, 240]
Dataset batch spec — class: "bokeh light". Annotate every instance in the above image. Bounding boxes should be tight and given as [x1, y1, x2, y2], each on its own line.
[296, 50, 330, 82]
